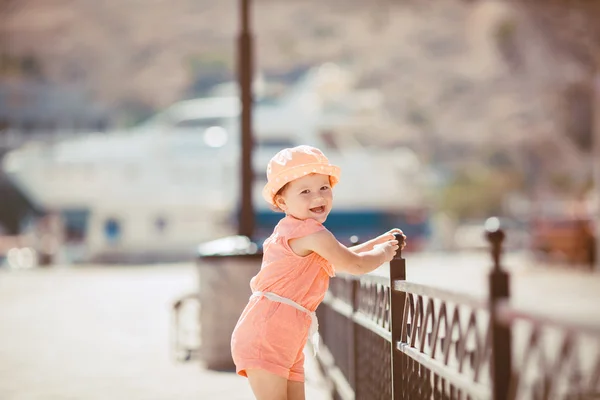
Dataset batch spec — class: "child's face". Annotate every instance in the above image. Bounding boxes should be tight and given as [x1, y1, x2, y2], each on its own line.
[275, 173, 333, 223]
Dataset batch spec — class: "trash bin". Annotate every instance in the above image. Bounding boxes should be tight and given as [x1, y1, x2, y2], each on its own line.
[196, 235, 262, 371]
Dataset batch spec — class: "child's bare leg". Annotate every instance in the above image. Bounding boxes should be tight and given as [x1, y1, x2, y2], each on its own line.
[287, 380, 305, 400]
[246, 369, 288, 400]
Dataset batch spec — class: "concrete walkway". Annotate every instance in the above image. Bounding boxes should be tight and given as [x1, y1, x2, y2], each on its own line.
[0, 263, 331, 400]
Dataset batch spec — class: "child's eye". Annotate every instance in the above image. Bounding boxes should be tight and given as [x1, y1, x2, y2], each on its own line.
[301, 189, 310, 194]
[320, 186, 330, 191]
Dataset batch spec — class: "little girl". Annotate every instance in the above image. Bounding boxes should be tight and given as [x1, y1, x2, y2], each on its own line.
[231, 145, 405, 400]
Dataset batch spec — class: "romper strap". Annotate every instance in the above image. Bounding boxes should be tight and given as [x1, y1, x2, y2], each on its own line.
[251, 291, 320, 356]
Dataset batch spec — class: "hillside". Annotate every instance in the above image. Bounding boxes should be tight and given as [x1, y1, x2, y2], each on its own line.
[1, 0, 597, 199]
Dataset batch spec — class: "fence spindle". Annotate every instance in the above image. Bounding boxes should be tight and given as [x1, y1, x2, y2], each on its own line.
[390, 233, 407, 400]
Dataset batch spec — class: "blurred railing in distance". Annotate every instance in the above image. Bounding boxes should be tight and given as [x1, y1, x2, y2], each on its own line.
[497, 300, 600, 399]
[170, 292, 201, 363]
[316, 217, 600, 400]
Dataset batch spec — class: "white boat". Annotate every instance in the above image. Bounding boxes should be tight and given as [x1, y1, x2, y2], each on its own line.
[2, 64, 426, 263]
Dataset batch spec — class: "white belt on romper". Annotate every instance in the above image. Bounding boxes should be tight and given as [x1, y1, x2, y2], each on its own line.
[251, 291, 320, 356]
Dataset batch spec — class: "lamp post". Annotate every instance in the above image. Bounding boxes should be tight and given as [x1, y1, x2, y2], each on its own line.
[593, 74, 600, 271]
[238, 0, 255, 238]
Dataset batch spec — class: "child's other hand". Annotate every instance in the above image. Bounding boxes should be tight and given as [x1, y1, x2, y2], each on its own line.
[373, 239, 400, 262]
[374, 228, 406, 250]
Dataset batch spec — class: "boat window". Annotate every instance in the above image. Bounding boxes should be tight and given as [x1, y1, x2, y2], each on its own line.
[155, 217, 167, 234]
[174, 117, 225, 129]
[104, 218, 122, 244]
[61, 209, 89, 243]
[255, 137, 295, 148]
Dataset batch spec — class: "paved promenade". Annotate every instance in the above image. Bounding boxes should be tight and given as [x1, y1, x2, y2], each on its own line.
[0, 263, 331, 400]
[2, 252, 597, 399]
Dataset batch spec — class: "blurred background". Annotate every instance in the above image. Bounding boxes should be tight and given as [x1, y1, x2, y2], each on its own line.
[0, 0, 598, 399]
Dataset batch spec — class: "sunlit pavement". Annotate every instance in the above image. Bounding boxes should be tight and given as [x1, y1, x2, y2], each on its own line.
[1, 251, 597, 400]
[0, 263, 331, 400]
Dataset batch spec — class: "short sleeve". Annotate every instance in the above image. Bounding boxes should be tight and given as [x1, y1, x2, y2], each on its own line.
[286, 218, 336, 277]
[286, 217, 326, 240]
[278, 216, 335, 276]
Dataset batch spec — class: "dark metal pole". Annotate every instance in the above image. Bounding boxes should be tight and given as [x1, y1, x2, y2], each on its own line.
[593, 75, 600, 271]
[0, 1, 9, 72]
[238, 0, 254, 238]
[389, 233, 407, 400]
[486, 217, 511, 400]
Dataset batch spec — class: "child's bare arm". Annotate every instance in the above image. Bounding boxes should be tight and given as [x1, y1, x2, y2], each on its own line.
[290, 230, 399, 275]
[347, 237, 378, 253]
[348, 229, 405, 254]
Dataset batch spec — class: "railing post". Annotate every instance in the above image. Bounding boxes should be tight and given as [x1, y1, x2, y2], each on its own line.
[390, 233, 407, 400]
[486, 217, 511, 400]
[351, 279, 359, 394]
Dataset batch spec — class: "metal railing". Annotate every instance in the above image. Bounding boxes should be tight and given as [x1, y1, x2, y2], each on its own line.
[317, 221, 600, 400]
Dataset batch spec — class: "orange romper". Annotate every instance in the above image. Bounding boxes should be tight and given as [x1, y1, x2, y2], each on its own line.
[230, 215, 335, 382]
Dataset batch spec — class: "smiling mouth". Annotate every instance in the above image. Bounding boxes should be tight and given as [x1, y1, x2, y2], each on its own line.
[310, 206, 326, 214]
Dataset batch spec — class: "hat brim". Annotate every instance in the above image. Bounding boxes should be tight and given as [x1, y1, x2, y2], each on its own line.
[262, 163, 341, 206]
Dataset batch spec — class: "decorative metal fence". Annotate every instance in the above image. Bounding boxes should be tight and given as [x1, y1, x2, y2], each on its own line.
[318, 273, 393, 399]
[316, 222, 600, 400]
[498, 298, 600, 399]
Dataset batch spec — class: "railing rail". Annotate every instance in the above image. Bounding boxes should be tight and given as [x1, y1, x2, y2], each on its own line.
[316, 218, 600, 400]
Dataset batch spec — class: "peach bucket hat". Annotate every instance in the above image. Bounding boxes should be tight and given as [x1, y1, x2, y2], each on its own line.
[262, 145, 341, 207]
